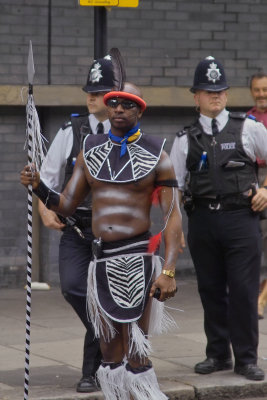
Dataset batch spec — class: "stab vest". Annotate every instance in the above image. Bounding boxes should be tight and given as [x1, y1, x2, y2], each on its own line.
[61, 113, 93, 209]
[185, 112, 258, 199]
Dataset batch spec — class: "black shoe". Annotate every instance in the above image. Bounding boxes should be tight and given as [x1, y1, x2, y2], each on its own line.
[195, 357, 233, 374]
[234, 364, 265, 381]
[76, 376, 99, 393]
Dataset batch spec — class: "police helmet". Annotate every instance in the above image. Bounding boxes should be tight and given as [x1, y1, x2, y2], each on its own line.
[190, 56, 229, 93]
[82, 55, 114, 93]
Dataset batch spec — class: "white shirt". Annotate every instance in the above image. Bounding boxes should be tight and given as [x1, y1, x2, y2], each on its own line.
[40, 113, 110, 191]
[170, 109, 267, 191]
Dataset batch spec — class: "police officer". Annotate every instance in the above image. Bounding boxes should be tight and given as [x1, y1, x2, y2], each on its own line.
[170, 56, 267, 381]
[38, 55, 114, 392]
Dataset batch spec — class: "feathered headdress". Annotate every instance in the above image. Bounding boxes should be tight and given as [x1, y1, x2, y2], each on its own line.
[109, 47, 126, 91]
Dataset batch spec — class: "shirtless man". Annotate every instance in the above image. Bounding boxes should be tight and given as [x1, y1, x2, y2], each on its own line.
[20, 83, 182, 400]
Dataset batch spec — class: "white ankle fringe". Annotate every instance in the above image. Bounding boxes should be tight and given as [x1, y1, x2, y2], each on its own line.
[126, 367, 168, 400]
[97, 363, 129, 400]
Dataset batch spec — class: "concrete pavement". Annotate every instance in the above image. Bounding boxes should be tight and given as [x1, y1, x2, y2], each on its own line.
[1, 277, 267, 400]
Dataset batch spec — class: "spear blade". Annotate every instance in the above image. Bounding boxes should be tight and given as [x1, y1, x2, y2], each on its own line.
[27, 40, 35, 87]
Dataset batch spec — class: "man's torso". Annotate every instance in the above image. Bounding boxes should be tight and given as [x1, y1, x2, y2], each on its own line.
[82, 133, 165, 241]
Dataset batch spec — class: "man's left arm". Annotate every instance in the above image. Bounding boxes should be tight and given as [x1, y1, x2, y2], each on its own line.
[149, 151, 182, 301]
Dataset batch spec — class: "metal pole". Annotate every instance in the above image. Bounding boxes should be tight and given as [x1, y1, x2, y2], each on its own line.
[47, 0, 52, 84]
[94, 6, 107, 58]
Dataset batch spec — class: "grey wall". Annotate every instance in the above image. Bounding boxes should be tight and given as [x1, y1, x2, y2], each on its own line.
[0, 0, 267, 87]
[0, 107, 28, 287]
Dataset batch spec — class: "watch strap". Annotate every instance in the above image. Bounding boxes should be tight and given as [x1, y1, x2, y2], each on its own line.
[162, 269, 175, 278]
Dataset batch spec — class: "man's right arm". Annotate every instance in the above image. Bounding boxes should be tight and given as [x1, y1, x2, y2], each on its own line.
[20, 152, 90, 218]
[38, 125, 73, 230]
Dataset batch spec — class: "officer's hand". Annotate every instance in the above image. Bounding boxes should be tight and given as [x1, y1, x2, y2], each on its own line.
[251, 187, 267, 212]
[150, 273, 177, 302]
[20, 164, 40, 190]
[40, 208, 66, 231]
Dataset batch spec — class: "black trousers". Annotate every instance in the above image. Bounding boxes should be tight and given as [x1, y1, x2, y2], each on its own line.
[187, 207, 261, 366]
[59, 227, 102, 377]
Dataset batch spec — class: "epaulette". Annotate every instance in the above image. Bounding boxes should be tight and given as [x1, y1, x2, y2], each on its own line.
[61, 121, 72, 130]
[247, 114, 257, 121]
[229, 111, 247, 120]
[61, 112, 89, 130]
[176, 127, 189, 138]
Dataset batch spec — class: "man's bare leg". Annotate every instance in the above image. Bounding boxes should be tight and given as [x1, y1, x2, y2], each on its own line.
[97, 322, 129, 399]
[125, 298, 168, 400]
[96, 287, 168, 399]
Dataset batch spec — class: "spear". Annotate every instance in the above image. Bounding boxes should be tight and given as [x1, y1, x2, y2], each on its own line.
[23, 40, 46, 400]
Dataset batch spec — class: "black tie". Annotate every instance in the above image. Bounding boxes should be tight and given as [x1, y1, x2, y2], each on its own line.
[96, 122, 104, 135]
[211, 118, 219, 135]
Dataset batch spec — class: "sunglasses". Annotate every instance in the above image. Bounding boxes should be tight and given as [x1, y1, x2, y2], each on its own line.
[107, 98, 138, 110]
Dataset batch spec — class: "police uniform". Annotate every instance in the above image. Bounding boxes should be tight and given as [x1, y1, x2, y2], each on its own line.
[170, 56, 267, 380]
[40, 55, 114, 392]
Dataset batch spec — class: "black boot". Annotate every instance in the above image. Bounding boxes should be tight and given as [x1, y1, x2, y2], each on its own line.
[195, 357, 233, 374]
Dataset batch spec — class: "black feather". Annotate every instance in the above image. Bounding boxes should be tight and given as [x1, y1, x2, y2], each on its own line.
[109, 48, 126, 91]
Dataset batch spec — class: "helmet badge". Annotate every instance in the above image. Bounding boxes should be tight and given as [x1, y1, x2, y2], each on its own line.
[206, 62, 222, 84]
[90, 62, 103, 83]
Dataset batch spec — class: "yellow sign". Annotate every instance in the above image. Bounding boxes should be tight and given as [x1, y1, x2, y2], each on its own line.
[80, 0, 139, 7]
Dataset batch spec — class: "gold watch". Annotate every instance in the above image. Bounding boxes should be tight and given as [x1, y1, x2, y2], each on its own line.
[162, 269, 175, 278]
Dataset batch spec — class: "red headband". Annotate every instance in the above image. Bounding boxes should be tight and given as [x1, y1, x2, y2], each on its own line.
[104, 91, 147, 112]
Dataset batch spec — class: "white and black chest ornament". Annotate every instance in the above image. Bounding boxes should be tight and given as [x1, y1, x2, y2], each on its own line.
[83, 133, 165, 183]
[206, 62, 222, 84]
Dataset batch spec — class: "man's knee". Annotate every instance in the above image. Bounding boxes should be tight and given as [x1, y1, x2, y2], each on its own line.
[100, 343, 124, 363]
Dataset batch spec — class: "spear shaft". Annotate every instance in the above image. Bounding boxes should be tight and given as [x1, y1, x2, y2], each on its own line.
[23, 40, 35, 400]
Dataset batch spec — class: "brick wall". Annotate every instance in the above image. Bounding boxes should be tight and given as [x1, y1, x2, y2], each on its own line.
[0, 0, 266, 87]
[0, 107, 28, 286]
